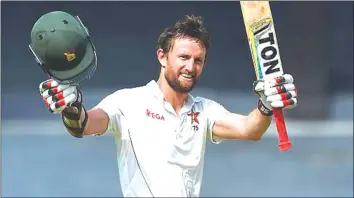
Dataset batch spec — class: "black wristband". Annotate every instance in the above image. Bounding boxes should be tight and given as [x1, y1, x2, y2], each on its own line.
[61, 90, 88, 138]
[258, 100, 273, 116]
[62, 105, 88, 138]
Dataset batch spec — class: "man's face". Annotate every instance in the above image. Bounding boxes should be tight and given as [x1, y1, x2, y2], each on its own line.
[159, 37, 206, 93]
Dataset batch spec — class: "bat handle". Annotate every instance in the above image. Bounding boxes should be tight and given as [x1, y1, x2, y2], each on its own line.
[273, 108, 292, 151]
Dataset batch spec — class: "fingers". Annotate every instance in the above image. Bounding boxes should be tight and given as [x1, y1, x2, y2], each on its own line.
[45, 86, 77, 104]
[268, 74, 293, 87]
[266, 88, 298, 108]
[264, 74, 298, 109]
[270, 98, 298, 108]
[254, 74, 298, 110]
[41, 84, 71, 99]
[48, 93, 77, 113]
[39, 79, 59, 93]
[264, 83, 295, 96]
[266, 90, 297, 102]
[253, 74, 294, 94]
[39, 79, 78, 114]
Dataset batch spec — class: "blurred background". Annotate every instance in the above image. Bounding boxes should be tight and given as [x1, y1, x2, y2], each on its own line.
[1, 1, 353, 197]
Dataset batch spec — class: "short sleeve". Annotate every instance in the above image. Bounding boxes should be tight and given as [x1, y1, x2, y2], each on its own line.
[93, 90, 124, 135]
[203, 99, 230, 144]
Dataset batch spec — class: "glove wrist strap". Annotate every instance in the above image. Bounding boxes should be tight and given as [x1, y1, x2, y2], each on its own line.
[258, 99, 273, 116]
[61, 90, 88, 138]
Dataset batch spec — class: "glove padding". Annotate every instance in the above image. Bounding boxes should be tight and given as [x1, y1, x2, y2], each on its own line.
[253, 74, 298, 111]
[39, 79, 80, 114]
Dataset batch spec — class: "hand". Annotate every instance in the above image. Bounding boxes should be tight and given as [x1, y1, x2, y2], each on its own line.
[253, 74, 298, 114]
[39, 79, 80, 114]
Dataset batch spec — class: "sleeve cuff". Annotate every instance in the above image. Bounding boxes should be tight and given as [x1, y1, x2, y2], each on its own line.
[209, 121, 223, 144]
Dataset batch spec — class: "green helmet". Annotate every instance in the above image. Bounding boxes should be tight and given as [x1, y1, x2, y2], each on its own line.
[29, 11, 97, 85]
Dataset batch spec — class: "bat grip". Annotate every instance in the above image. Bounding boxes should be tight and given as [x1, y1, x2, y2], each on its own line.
[273, 108, 292, 151]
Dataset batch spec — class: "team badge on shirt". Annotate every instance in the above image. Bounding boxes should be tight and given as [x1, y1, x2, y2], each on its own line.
[188, 111, 200, 124]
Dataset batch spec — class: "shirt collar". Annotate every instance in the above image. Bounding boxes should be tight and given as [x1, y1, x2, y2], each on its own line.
[145, 80, 201, 110]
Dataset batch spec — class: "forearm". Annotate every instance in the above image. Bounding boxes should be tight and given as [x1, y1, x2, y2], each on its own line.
[244, 108, 272, 140]
[62, 105, 110, 137]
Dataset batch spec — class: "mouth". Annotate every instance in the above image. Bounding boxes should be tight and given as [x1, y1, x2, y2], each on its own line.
[180, 73, 195, 81]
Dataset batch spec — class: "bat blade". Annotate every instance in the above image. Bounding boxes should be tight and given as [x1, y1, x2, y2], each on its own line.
[240, 1, 292, 151]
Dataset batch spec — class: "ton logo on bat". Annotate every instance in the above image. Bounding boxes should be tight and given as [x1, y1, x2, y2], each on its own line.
[257, 27, 282, 76]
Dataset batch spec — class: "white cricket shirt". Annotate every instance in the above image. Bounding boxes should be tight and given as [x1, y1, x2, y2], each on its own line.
[94, 80, 229, 197]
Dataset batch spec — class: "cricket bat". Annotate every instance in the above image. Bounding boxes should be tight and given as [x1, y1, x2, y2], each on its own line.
[240, 1, 292, 151]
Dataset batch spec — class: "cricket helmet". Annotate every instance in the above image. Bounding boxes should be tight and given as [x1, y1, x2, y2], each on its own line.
[29, 11, 97, 85]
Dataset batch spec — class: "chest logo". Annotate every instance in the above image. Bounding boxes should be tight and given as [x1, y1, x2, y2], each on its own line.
[146, 109, 165, 121]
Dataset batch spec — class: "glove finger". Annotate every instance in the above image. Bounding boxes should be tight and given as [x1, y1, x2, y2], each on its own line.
[264, 83, 295, 96]
[43, 96, 51, 109]
[269, 74, 293, 87]
[267, 91, 297, 102]
[285, 98, 298, 109]
[270, 98, 298, 108]
[41, 84, 71, 99]
[285, 103, 297, 109]
[39, 79, 59, 93]
[39, 79, 52, 93]
[49, 93, 77, 113]
[46, 87, 77, 104]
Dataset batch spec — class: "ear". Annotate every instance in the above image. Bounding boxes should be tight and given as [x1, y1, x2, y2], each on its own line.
[157, 48, 167, 68]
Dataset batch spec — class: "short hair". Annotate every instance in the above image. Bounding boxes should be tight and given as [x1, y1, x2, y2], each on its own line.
[157, 14, 211, 54]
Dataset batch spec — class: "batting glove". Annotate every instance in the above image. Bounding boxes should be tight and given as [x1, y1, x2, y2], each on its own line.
[39, 79, 80, 114]
[253, 74, 298, 116]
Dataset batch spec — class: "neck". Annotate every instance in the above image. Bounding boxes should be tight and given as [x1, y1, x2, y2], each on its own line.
[157, 76, 188, 114]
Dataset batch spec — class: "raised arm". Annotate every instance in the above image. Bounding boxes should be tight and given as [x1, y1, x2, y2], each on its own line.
[212, 109, 271, 141]
[39, 79, 120, 138]
[209, 74, 298, 142]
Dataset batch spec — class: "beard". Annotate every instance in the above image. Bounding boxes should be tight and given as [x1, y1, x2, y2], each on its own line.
[164, 71, 198, 93]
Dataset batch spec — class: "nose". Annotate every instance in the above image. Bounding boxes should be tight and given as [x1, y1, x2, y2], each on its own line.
[185, 59, 194, 71]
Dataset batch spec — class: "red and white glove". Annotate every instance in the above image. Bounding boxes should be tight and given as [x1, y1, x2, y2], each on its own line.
[253, 74, 298, 116]
[39, 79, 80, 114]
